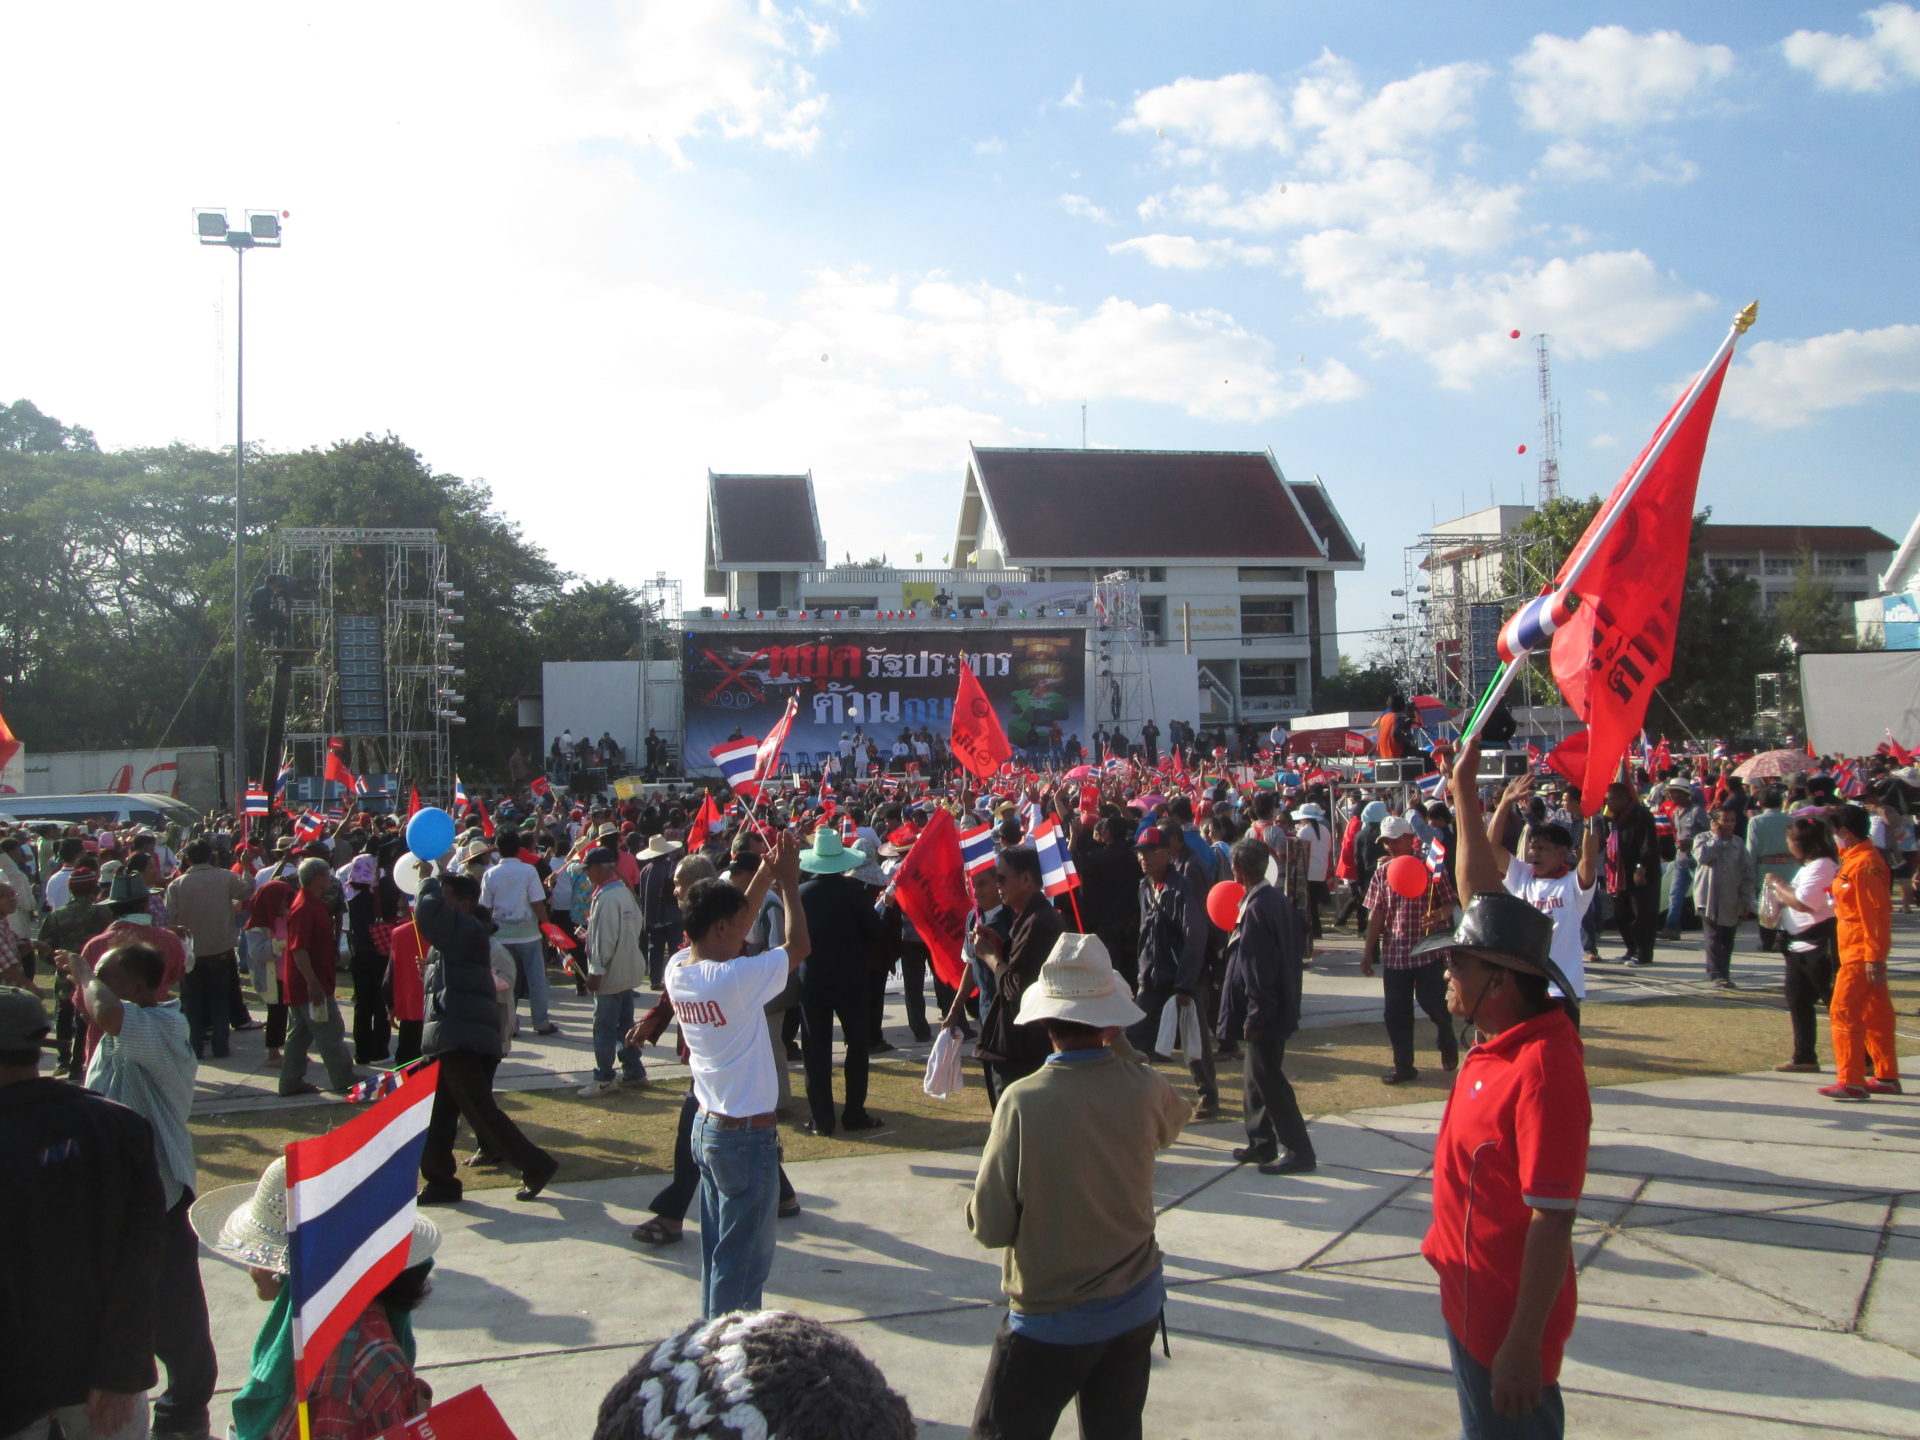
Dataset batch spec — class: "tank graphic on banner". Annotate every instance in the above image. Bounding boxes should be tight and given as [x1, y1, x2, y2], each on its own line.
[682, 631, 1084, 774]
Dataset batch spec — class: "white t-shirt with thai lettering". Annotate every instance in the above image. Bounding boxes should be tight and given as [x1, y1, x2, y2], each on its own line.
[666, 945, 788, 1117]
[1504, 858, 1593, 999]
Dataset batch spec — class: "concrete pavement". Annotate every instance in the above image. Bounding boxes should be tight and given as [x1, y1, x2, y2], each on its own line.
[195, 1053, 1920, 1438]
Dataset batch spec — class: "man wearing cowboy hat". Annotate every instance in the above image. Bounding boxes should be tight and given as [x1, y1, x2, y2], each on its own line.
[0, 986, 166, 1440]
[1431, 741, 1591, 1437]
[966, 933, 1190, 1440]
[795, 827, 885, 1135]
[635, 833, 684, 989]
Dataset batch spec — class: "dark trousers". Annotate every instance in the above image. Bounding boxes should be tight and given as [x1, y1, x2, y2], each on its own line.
[651, 1092, 794, 1221]
[800, 982, 871, 1133]
[1784, 921, 1836, 1066]
[264, 1002, 288, 1050]
[153, 1190, 218, 1430]
[1612, 880, 1660, 962]
[1242, 1029, 1314, 1162]
[393, 1018, 424, 1067]
[181, 952, 236, 1059]
[643, 925, 678, 990]
[350, 954, 391, 1062]
[54, 980, 84, 1071]
[971, 1311, 1159, 1440]
[900, 943, 956, 1040]
[419, 1050, 552, 1189]
[867, 963, 890, 1048]
[1127, 985, 1217, 1108]
[227, 960, 254, 1027]
[1099, 927, 1139, 990]
[1305, 880, 1328, 939]
[1757, 922, 1781, 954]
[1702, 921, 1736, 980]
[1383, 960, 1457, 1073]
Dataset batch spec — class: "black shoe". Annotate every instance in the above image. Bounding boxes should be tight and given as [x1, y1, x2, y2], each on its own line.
[1625, 957, 1654, 968]
[1258, 1154, 1317, 1176]
[802, 1121, 836, 1138]
[908, 1028, 932, 1044]
[842, 1111, 886, 1131]
[1380, 1067, 1418, 1085]
[1441, 1052, 1459, 1073]
[1216, 1043, 1241, 1060]
[417, 1182, 464, 1206]
[465, 1149, 503, 1169]
[1232, 1146, 1278, 1165]
[785, 1043, 804, 1061]
[516, 1153, 559, 1201]
[868, 1040, 897, 1054]
[1192, 1104, 1223, 1121]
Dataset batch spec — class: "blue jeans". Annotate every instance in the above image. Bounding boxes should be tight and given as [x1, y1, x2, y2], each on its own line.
[1664, 857, 1695, 930]
[1447, 1328, 1564, 1440]
[691, 1114, 780, 1317]
[501, 938, 550, 1026]
[591, 988, 643, 1082]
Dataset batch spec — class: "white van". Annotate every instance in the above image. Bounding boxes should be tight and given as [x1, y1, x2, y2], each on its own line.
[1, 792, 201, 830]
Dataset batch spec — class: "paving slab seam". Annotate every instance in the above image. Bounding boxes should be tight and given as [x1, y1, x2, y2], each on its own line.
[1574, 1175, 1649, 1279]
[1609, 1187, 1918, 1239]
[1852, 1195, 1903, 1342]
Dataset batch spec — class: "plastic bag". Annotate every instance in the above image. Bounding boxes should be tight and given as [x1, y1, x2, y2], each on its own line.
[923, 1024, 965, 1100]
[1154, 998, 1205, 1056]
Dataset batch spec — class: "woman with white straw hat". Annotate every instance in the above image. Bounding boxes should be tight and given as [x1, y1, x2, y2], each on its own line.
[190, 1157, 439, 1440]
[965, 932, 1190, 1440]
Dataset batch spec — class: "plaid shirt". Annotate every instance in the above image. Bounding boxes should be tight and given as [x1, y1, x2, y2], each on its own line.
[266, 1301, 429, 1440]
[1364, 861, 1459, 970]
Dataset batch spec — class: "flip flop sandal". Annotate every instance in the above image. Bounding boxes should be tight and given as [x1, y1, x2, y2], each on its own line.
[631, 1217, 684, 1246]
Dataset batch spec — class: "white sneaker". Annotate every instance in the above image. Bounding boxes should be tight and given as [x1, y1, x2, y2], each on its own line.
[577, 1077, 620, 1098]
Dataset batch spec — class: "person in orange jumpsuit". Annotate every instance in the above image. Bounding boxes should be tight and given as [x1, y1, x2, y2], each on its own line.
[1823, 803, 1900, 1101]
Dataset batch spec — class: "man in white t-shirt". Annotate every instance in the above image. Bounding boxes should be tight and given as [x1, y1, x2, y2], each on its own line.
[1485, 770, 1599, 999]
[653, 832, 810, 1318]
[480, 830, 558, 1036]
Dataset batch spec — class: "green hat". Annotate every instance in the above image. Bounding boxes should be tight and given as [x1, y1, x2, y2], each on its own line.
[798, 828, 865, 874]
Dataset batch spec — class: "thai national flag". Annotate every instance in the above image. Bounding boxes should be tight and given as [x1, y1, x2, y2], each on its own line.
[345, 1064, 415, 1104]
[958, 822, 996, 876]
[244, 786, 270, 817]
[293, 811, 325, 845]
[710, 736, 762, 798]
[1029, 817, 1080, 897]
[1020, 800, 1044, 836]
[1425, 838, 1449, 881]
[285, 1063, 439, 1393]
[274, 757, 294, 802]
[452, 775, 470, 815]
[1415, 771, 1443, 798]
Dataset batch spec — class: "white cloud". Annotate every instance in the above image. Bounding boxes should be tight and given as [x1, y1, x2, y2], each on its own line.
[1159, 160, 1521, 253]
[972, 136, 1006, 155]
[1106, 235, 1275, 270]
[778, 268, 1364, 422]
[1120, 73, 1291, 150]
[1289, 55, 1490, 172]
[1512, 25, 1734, 135]
[1059, 193, 1112, 223]
[1784, 4, 1920, 91]
[1055, 75, 1088, 110]
[1292, 235, 1713, 386]
[1589, 433, 1620, 449]
[1723, 324, 1920, 427]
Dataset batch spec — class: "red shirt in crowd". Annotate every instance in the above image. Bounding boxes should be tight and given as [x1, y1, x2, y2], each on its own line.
[283, 889, 337, 1006]
[1422, 1005, 1590, 1384]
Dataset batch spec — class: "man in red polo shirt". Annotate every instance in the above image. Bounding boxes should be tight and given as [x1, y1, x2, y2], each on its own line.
[278, 856, 357, 1096]
[1420, 738, 1591, 1437]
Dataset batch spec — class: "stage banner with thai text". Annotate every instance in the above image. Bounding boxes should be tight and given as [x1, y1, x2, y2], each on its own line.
[682, 630, 1084, 776]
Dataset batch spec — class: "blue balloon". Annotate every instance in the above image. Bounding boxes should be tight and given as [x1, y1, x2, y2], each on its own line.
[406, 807, 456, 861]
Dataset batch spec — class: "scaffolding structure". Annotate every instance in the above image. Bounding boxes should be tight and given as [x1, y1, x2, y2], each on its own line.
[637, 572, 684, 769]
[1093, 569, 1155, 730]
[1395, 527, 1557, 711]
[269, 527, 458, 803]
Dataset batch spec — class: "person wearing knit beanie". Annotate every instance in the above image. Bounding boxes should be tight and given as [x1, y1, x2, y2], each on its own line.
[593, 1310, 915, 1440]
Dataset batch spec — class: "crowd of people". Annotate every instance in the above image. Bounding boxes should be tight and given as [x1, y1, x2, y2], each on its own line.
[1, 733, 1913, 1439]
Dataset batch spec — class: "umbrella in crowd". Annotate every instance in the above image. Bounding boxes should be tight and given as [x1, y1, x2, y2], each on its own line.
[1733, 749, 1817, 781]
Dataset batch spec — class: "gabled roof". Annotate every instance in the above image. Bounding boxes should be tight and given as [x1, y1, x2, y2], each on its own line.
[1696, 523, 1899, 554]
[704, 472, 825, 588]
[959, 447, 1360, 566]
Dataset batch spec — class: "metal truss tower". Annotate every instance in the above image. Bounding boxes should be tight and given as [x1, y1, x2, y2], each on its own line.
[638, 572, 684, 768]
[1398, 527, 1555, 711]
[1535, 333, 1563, 507]
[269, 527, 458, 803]
[1093, 569, 1155, 731]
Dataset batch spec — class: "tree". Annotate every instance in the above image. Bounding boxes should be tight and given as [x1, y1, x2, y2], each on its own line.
[529, 581, 653, 662]
[0, 399, 97, 454]
[1311, 656, 1401, 712]
[1772, 551, 1858, 656]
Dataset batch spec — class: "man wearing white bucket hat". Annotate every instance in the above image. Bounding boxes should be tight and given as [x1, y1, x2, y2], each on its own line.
[190, 1157, 439, 1440]
[966, 934, 1190, 1440]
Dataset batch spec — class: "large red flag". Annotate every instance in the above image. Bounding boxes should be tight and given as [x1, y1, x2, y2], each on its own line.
[949, 664, 1011, 780]
[407, 787, 422, 819]
[890, 807, 971, 990]
[1550, 350, 1731, 805]
[1543, 731, 1590, 790]
[686, 793, 723, 851]
[324, 742, 358, 797]
[751, 697, 799, 790]
[0, 694, 20, 777]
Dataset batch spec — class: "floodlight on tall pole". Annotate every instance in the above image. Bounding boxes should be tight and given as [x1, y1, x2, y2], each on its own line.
[195, 207, 283, 811]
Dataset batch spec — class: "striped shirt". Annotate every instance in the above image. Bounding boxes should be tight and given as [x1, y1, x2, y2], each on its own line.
[85, 999, 197, 1208]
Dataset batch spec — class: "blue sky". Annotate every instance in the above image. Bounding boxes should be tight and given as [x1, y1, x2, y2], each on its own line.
[4, 1, 1916, 652]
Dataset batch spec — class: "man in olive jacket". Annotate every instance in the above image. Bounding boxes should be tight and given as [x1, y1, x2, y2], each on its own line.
[415, 870, 557, 1205]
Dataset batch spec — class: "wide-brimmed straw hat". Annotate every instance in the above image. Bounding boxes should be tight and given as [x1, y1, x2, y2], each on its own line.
[638, 834, 685, 861]
[1016, 933, 1144, 1029]
[190, 1156, 440, 1276]
[799, 828, 866, 874]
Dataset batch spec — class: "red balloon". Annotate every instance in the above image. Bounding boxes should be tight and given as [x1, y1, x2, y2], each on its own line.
[1386, 854, 1430, 899]
[1206, 880, 1246, 930]
[1516, 444, 1527, 454]
[1509, 329, 1522, 339]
